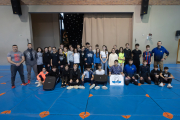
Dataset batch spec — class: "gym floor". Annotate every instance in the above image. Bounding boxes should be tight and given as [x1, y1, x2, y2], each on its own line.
[0, 64, 180, 120]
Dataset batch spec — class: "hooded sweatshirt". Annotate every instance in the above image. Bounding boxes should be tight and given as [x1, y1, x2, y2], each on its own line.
[85, 50, 94, 64]
[124, 64, 137, 77]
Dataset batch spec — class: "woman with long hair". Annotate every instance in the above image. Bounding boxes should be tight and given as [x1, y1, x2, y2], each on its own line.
[100, 45, 108, 75]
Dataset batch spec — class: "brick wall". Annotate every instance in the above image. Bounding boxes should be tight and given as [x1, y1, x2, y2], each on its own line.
[0, 0, 180, 5]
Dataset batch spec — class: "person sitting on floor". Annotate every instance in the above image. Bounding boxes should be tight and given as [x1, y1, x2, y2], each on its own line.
[150, 65, 160, 85]
[81, 65, 95, 89]
[139, 60, 151, 84]
[67, 64, 84, 89]
[47, 66, 60, 84]
[36, 67, 49, 87]
[159, 67, 174, 88]
[109, 60, 124, 76]
[62, 64, 70, 88]
[94, 64, 108, 90]
[124, 59, 138, 85]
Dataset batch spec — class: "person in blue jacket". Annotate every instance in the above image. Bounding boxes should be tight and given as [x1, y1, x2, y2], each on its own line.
[152, 41, 169, 72]
[124, 59, 138, 85]
[94, 48, 101, 70]
[85, 46, 94, 68]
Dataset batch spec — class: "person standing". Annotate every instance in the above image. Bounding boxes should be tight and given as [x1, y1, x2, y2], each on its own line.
[23, 43, 38, 84]
[80, 46, 86, 74]
[7, 45, 27, 88]
[118, 47, 125, 71]
[74, 48, 80, 67]
[50, 47, 59, 68]
[94, 48, 101, 71]
[108, 48, 118, 68]
[143, 45, 152, 71]
[132, 44, 142, 74]
[77, 44, 81, 53]
[36, 47, 43, 74]
[152, 41, 169, 72]
[67, 46, 74, 69]
[58, 48, 67, 75]
[43, 47, 51, 72]
[100, 45, 108, 75]
[123, 43, 131, 67]
[85, 46, 94, 68]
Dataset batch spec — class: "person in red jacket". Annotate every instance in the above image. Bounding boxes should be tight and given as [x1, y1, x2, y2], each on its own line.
[36, 67, 48, 87]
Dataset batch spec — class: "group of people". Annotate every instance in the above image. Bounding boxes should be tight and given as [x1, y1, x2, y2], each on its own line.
[7, 41, 174, 89]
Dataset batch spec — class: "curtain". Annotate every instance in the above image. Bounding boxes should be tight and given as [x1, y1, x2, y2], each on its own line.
[82, 14, 132, 51]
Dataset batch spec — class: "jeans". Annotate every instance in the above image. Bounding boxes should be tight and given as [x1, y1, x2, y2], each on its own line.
[101, 58, 108, 75]
[11, 64, 25, 86]
[69, 62, 74, 69]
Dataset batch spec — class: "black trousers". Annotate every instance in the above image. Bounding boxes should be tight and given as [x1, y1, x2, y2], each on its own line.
[69, 62, 74, 69]
[151, 75, 160, 84]
[160, 77, 172, 84]
[94, 63, 99, 71]
[80, 62, 85, 73]
[139, 75, 151, 84]
[125, 76, 138, 85]
[133, 60, 140, 74]
[37, 65, 43, 74]
[44, 63, 50, 72]
[147, 64, 150, 71]
[11, 64, 25, 86]
[68, 77, 82, 86]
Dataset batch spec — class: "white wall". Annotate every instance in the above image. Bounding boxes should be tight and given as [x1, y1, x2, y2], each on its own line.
[0, 5, 180, 65]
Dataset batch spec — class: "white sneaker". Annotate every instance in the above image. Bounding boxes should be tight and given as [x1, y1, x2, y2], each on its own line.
[66, 86, 73, 90]
[78, 86, 85, 89]
[102, 86, 108, 90]
[90, 84, 95, 89]
[73, 85, 79, 89]
[159, 83, 164, 87]
[35, 82, 39, 84]
[167, 84, 173, 88]
[95, 86, 100, 90]
[36, 82, 42, 87]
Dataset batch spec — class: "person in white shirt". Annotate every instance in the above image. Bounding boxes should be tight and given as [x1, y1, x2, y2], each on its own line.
[109, 48, 118, 67]
[74, 48, 80, 67]
[100, 45, 108, 75]
[94, 64, 108, 90]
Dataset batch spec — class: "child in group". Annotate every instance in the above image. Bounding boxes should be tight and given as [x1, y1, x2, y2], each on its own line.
[100, 45, 108, 75]
[94, 48, 101, 71]
[108, 48, 118, 68]
[67, 64, 83, 89]
[143, 45, 152, 71]
[62, 65, 70, 87]
[43, 47, 51, 72]
[81, 65, 95, 89]
[36, 47, 43, 74]
[63, 47, 68, 57]
[124, 59, 138, 85]
[94, 64, 108, 90]
[47, 66, 61, 83]
[80, 46, 86, 74]
[123, 43, 131, 67]
[77, 44, 81, 53]
[93, 44, 99, 54]
[118, 47, 125, 71]
[36, 67, 49, 87]
[51, 47, 59, 68]
[139, 60, 151, 84]
[132, 43, 142, 74]
[85, 46, 94, 68]
[67, 46, 74, 69]
[58, 48, 67, 75]
[159, 67, 174, 88]
[74, 48, 80, 67]
[150, 65, 160, 85]
[109, 60, 124, 76]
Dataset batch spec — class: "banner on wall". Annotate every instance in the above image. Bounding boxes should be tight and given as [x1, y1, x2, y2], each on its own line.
[110, 75, 124, 85]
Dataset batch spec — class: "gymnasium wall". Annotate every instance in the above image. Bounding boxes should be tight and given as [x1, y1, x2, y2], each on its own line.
[0, 5, 180, 65]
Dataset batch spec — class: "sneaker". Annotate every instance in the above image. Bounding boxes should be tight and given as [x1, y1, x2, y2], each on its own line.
[22, 83, 27, 86]
[12, 86, 15, 89]
[66, 86, 73, 90]
[167, 84, 173, 88]
[73, 86, 79, 89]
[102, 86, 108, 90]
[78, 86, 85, 89]
[159, 83, 164, 87]
[36, 82, 42, 87]
[35, 82, 39, 84]
[95, 86, 100, 90]
[27, 80, 31, 84]
[89, 84, 95, 89]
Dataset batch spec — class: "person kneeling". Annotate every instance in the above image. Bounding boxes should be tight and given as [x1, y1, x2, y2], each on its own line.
[36, 67, 48, 87]
[139, 60, 151, 84]
[94, 64, 108, 90]
[159, 67, 174, 88]
[150, 65, 160, 85]
[124, 59, 138, 85]
[109, 60, 124, 76]
[82, 65, 95, 89]
[67, 64, 84, 89]
[47, 66, 60, 84]
[62, 64, 70, 88]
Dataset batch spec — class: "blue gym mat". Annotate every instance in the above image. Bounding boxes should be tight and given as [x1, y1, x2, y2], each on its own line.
[0, 64, 180, 120]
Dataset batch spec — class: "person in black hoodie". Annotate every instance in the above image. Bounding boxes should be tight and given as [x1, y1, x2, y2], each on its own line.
[51, 47, 59, 68]
[150, 65, 160, 85]
[58, 48, 67, 75]
[80, 46, 86, 74]
[62, 64, 70, 87]
[124, 43, 131, 68]
[47, 66, 60, 83]
[43, 47, 51, 72]
[139, 60, 151, 84]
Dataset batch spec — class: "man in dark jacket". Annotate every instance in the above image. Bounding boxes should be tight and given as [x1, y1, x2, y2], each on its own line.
[43, 47, 51, 72]
[123, 43, 131, 68]
[80, 46, 86, 73]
